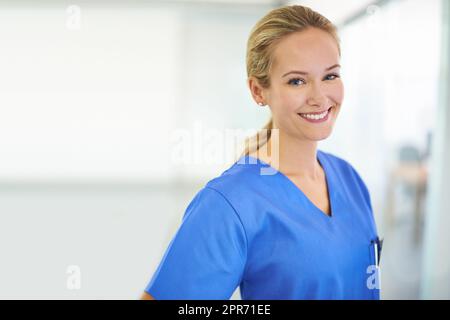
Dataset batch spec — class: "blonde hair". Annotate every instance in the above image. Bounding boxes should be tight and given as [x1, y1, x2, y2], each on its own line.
[240, 5, 341, 158]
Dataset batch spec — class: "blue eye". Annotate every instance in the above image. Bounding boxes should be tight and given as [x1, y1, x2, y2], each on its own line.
[288, 78, 305, 86]
[288, 74, 340, 86]
[325, 73, 340, 80]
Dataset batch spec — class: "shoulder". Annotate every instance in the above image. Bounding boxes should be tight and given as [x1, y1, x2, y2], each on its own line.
[183, 159, 257, 217]
[319, 150, 365, 180]
[319, 149, 371, 200]
[319, 149, 354, 171]
[203, 158, 262, 200]
[183, 185, 237, 221]
[180, 186, 247, 248]
[182, 158, 267, 228]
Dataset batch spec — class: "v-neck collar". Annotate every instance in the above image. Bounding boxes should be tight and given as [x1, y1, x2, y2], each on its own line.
[240, 150, 339, 220]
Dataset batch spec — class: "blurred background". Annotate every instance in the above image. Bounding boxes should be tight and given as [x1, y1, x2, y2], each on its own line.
[0, 0, 448, 299]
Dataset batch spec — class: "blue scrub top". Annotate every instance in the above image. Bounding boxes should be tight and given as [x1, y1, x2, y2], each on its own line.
[145, 149, 381, 300]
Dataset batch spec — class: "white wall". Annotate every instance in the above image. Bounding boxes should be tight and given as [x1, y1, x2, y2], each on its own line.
[0, 6, 182, 182]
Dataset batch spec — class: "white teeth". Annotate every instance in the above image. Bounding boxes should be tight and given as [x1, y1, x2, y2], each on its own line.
[300, 109, 328, 120]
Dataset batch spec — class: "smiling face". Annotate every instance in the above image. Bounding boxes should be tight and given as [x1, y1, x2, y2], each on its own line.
[251, 27, 344, 142]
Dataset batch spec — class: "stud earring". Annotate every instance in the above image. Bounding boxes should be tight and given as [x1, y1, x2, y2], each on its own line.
[258, 102, 265, 106]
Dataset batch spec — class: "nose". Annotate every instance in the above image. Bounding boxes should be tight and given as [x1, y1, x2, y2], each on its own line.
[306, 82, 329, 108]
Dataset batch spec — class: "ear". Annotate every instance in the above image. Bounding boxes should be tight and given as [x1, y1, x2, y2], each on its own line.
[248, 76, 266, 105]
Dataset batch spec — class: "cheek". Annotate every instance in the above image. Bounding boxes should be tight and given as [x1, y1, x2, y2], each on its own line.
[279, 92, 308, 113]
[333, 81, 345, 104]
[270, 91, 302, 115]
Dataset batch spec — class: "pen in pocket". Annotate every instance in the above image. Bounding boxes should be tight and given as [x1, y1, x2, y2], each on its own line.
[371, 237, 383, 267]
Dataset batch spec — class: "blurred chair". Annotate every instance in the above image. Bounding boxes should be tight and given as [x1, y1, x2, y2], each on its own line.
[385, 144, 428, 244]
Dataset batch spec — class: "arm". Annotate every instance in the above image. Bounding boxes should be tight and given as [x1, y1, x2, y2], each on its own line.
[143, 187, 247, 299]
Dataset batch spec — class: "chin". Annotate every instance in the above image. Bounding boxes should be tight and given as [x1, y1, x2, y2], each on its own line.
[305, 130, 333, 141]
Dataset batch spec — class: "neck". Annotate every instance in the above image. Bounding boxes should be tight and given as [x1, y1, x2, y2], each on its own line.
[257, 128, 322, 181]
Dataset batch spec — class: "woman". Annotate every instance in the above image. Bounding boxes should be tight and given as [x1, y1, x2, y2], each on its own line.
[142, 5, 381, 300]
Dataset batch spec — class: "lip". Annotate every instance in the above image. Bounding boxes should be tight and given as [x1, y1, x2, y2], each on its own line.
[297, 106, 332, 123]
[298, 106, 332, 115]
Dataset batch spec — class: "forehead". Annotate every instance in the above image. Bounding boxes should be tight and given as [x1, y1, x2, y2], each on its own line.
[271, 28, 340, 75]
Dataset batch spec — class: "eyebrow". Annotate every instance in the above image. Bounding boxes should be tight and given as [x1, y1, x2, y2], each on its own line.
[282, 64, 341, 77]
